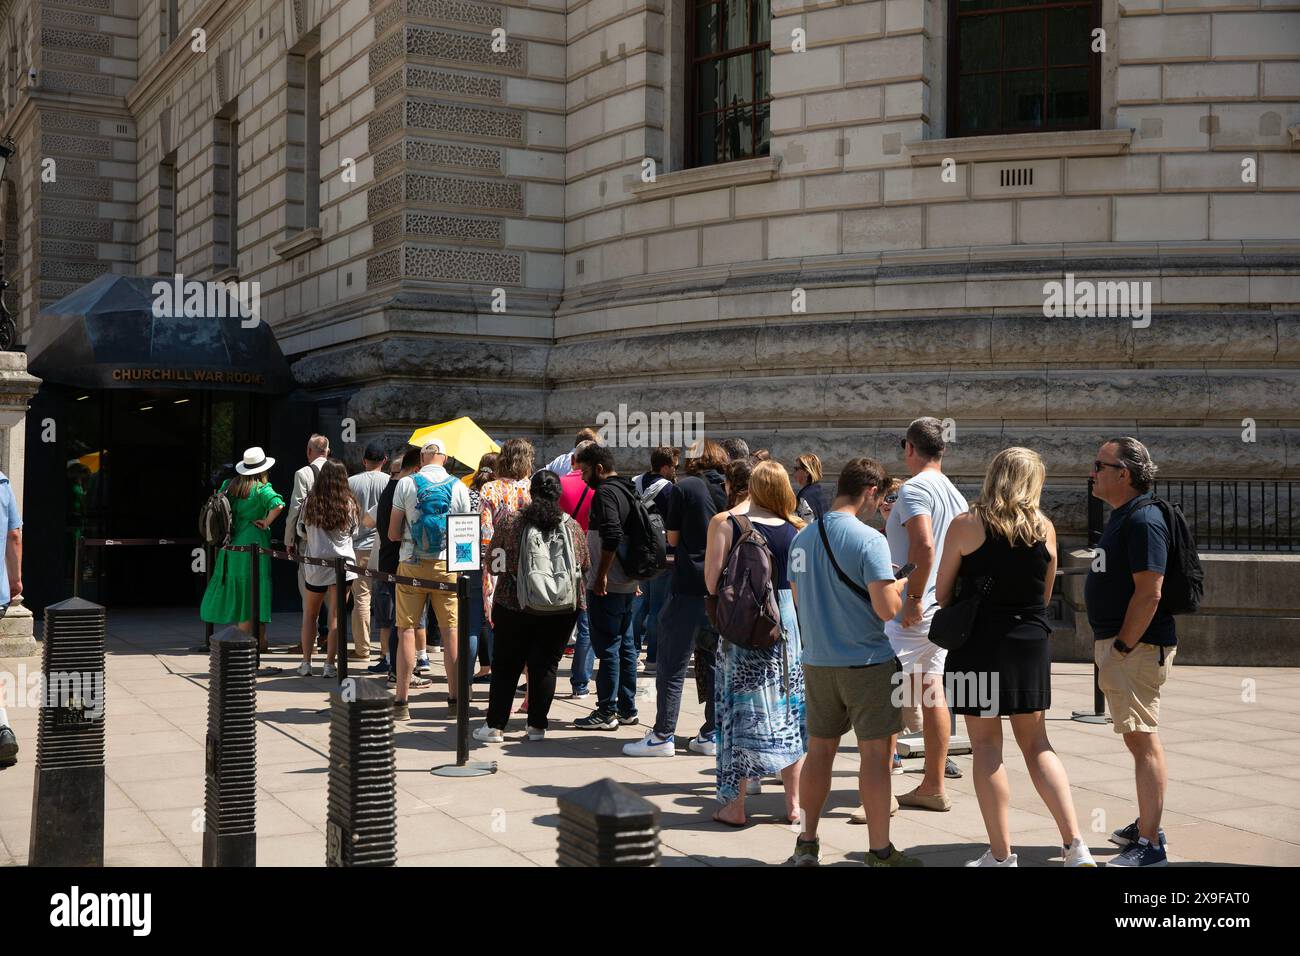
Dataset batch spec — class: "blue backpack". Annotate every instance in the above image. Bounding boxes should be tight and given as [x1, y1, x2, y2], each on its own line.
[410, 473, 459, 557]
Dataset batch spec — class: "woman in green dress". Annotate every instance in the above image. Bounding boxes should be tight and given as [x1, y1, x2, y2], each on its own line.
[200, 447, 284, 651]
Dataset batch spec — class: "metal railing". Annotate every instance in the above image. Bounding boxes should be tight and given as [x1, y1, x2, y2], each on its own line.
[1086, 478, 1299, 553]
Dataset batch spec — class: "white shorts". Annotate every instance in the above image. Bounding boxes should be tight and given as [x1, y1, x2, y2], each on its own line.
[885, 613, 947, 675]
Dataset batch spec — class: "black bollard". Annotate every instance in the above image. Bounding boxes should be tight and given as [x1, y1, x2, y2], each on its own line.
[203, 625, 258, 866]
[334, 557, 348, 683]
[29, 597, 107, 866]
[326, 676, 396, 866]
[556, 778, 660, 867]
[431, 575, 496, 778]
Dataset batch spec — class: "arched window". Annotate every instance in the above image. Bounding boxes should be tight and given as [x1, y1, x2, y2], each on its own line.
[948, 0, 1100, 136]
[686, 0, 771, 167]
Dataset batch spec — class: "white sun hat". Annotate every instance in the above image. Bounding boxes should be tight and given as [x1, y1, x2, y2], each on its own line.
[235, 446, 275, 475]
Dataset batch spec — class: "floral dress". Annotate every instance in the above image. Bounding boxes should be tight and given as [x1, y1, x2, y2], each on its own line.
[715, 518, 808, 805]
[478, 477, 530, 615]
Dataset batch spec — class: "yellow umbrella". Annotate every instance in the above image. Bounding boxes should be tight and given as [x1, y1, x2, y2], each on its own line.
[407, 417, 499, 475]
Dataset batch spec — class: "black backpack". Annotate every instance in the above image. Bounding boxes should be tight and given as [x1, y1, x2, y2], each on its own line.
[199, 483, 233, 548]
[1124, 497, 1204, 615]
[611, 481, 669, 579]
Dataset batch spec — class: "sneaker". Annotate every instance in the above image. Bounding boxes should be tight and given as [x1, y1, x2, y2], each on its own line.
[367, 657, 390, 674]
[574, 710, 619, 730]
[1064, 837, 1097, 867]
[688, 733, 717, 756]
[849, 795, 899, 824]
[0, 726, 18, 766]
[892, 753, 904, 775]
[526, 726, 546, 741]
[945, 758, 963, 779]
[322, 663, 337, 679]
[473, 724, 504, 743]
[746, 779, 762, 796]
[965, 849, 1018, 867]
[387, 670, 397, 684]
[789, 837, 820, 867]
[1108, 838, 1168, 867]
[569, 688, 590, 700]
[392, 701, 410, 722]
[563, 646, 575, 657]
[617, 713, 640, 727]
[865, 845, 924, 867]
[1109, 819, 1166, 849]
[896, 786, 952, 812]
[623, 730, 675, 757]
[296, 661, 312, 677]
[415, 656, 432, 677]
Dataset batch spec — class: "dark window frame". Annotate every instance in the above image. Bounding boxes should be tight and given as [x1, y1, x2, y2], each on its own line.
[947, 0, 1102, 138]
[684, 0, 773, 169]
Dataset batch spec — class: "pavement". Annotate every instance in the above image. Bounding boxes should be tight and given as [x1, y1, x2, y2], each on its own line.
[1, 608, 1298, 867]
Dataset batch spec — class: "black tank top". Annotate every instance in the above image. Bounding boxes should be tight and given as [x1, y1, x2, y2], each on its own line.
[728, 515, 797, 590]
[960, 523, 1051, 612]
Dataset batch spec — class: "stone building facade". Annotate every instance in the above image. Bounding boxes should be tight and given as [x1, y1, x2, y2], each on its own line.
[0, 1, 1297, 650]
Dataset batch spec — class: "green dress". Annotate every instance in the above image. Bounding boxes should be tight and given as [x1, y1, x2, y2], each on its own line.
[200, 480, 284, 625]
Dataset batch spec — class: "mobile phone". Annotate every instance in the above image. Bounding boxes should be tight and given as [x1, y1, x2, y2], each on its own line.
[894, 562, 917, 580]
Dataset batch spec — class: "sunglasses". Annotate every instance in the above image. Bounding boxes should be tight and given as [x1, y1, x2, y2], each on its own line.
[884, 493, 898, 504]
[900, 439, 908, 450]
[1093, 459, 1126, 473]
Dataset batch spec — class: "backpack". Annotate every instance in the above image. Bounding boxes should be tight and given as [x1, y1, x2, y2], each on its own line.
[199, 484, 233, 548]
[409, 472, 459, 558]
[1123, 497, 1204, 615]
[612, 480, 669, 579]
[713, 515, 783, 651]
[516, 515, 581, 614]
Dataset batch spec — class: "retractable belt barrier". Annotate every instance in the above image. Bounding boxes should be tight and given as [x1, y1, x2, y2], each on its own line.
[221, 544, 457, 592]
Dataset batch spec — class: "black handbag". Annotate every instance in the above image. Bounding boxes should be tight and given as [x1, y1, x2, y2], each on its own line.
[929, 575, 995, 651]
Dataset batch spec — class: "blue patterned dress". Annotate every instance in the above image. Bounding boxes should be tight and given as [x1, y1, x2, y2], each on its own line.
[715, 518, 808, 805]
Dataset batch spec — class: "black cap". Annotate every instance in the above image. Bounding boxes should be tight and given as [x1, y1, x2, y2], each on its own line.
[363, 441, 387, 462]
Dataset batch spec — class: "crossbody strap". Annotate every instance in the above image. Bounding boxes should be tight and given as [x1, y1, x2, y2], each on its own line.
[817, 515, 873, 605]
[569, 482, 590, 518]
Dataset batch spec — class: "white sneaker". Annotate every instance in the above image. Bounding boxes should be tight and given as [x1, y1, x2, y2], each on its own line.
[526, 726, 545, 741]
[688, 733, 717, 756]
[472, 724, 504, 743]
[745, 779, 762, 796]
[1064, 837, 1097, 867]
[322, 663, 337, 679]
[965, 850, 1018, 867]
[623, 730, 675, 757]
[296, 661, 312, 677]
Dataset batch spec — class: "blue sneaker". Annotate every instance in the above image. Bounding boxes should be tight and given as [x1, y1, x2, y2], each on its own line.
[1107, 838, 1168, 867]
[1109, 819, 1166, 849]
[367, 657, 390, 674]
[415, 655, 432, 677]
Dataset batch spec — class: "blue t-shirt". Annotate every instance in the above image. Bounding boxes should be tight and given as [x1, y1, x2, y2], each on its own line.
[1084, 493, 1177, 646]
[789, 511, 896, 667]
[0, 473, 21, 605]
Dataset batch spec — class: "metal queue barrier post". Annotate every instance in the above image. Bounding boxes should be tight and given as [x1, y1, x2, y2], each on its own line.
[334, 557, 348, 684]
[432, 512, 497, 779]
[1072, 481, 1112, 724]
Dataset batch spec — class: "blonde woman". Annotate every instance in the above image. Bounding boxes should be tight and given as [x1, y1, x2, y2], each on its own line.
[793, 453, 827, 521]
[935, 447, 1095, 867]
[704, 460, 808, 827]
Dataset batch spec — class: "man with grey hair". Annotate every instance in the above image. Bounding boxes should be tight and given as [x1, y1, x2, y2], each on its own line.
[286, 434, 331, 649]
[885, 417, 968, 813]
[1085, 436, 1175, 867]
[720, 438, 750, 462]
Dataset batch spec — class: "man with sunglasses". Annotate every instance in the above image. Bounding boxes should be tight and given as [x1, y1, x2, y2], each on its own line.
[884, 418, 969, 813]
[1085, 437, 1176, 867]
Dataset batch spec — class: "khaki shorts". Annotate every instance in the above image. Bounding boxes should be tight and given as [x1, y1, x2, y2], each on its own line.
[803, 659, 903, 742]
[396, 558, 458, 635]
[1095, 640, 1176, 734]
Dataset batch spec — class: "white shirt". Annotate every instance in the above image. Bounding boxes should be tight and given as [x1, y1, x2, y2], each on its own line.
[392, 464, 472, 563]
[545, 450, 575, 477]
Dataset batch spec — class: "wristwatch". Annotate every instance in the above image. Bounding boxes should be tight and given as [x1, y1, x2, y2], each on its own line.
[908, 593, 924, 601]
[1112, 638, 1133, 655]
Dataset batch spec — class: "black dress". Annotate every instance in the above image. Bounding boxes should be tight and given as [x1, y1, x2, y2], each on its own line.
[944, 527, 1052, 717]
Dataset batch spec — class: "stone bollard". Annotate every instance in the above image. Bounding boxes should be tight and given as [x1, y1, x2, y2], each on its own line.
[556, 778, 660, 867]
[0, 595, 36, 658]
[203, 626, 257, 867]
[29, 597, 106, 866]
[326, 676, 396, 866]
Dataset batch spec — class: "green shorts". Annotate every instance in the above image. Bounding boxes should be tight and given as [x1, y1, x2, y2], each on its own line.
[803, 659, 904, 742]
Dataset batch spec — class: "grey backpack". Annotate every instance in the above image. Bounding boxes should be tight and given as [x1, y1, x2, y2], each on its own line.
[516, 515, 581, 614]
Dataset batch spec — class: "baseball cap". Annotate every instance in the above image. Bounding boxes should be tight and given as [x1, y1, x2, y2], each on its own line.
[421, 438, 446, 455]
[363, 441, 387, 462]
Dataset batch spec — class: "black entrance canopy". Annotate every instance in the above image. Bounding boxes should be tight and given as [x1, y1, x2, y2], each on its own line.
[27, 273, 294, 392]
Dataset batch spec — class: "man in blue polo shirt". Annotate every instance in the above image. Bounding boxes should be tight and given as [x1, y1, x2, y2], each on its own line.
[1085, 437, 1176, 867]
[0, 470, 23, 768]
[787, 457, 918, 868]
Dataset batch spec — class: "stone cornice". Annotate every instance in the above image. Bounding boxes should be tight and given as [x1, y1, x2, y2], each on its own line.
[631, 155, 782, 200]
[906, 129, 1134, 165]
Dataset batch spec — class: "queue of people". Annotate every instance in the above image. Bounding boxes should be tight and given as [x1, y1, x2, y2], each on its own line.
[195, 422, 1183, 867]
